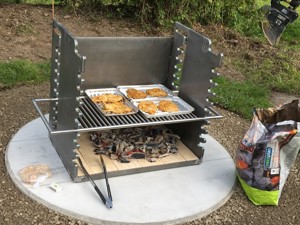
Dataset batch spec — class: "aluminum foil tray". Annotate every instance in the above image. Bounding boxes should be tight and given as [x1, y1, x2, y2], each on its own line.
[85, 88, 138, 116]
[132, 97, 194, 118]
[117, 84, 174, 100]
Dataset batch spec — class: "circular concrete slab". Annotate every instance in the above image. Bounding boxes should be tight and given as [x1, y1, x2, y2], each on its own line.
[5, 117, 236, 225]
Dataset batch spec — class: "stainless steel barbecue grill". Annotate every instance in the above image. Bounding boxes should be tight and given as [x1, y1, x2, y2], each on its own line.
[33, 20, 223, 182]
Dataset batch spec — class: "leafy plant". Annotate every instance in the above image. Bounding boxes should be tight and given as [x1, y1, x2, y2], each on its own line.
[60, 0, 261, 35]
[21, 0, 62, 4]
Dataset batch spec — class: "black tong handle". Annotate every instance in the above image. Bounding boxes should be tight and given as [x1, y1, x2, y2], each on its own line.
[77, 157, 113, 208]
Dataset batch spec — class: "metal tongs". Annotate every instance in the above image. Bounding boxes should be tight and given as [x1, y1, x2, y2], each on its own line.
[77, 155, 113, 208]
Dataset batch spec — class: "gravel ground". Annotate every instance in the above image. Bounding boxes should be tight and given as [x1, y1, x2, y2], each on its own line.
[0, 83, 299, 225]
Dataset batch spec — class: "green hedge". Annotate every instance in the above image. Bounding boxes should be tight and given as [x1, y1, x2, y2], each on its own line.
[62, 0, 261, 35]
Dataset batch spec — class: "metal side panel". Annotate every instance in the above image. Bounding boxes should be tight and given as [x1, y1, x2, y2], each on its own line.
[76, 37, 172, 89]
[49, 22, 61, 130]
[50, 132, 79, 181]
[168, 22, 223, 118]
[166, 28, 186, 91]
[53, 20, 85, 132]
[166, 121, 207, 160]
[49, 20, 86, 180]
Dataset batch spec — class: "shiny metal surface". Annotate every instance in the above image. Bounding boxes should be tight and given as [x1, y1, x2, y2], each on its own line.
[48, 20, 86, 180]
[131, 96, 194, 118]
[117, 84, 174, 100]
[85, 88, 139, 116]
[77, 37, 172, 90]
[173, 22, 223, 118]
[32, 97, 222, 135]
[34, 20, 223, 181]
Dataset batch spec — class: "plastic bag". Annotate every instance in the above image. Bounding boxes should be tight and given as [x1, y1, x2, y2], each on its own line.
[236, 100, 300, 205]
[19, 164, 51, 188]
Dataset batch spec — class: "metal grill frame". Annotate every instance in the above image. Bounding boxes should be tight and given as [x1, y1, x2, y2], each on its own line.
[33, 20, 223, 182]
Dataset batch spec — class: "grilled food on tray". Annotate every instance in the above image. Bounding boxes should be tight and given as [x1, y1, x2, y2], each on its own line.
[90, 93, 134, 115]
[146, 88, 168, 97]
[126, 88, 147, 99]
[91, 94, 123, 103]
[103, 102, 133, 114]
[158, 100, 179, 112]
[138, 101, 157, 115]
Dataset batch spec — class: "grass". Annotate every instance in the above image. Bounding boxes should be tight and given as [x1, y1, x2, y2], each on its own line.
[234, 54, 300, 95]
[16, 22, 36, 35]
[212, 76, 272, 120]
[0, 60, 50, 88]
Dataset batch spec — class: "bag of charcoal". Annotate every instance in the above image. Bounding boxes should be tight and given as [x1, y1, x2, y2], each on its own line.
[236, 100, 300, 205]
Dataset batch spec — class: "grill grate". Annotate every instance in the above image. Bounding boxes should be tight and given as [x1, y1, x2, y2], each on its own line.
[79, 97, 200, 131]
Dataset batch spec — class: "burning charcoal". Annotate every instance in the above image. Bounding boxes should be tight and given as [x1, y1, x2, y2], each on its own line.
[169, 147, 178, 154]
[110, 154, 119, 160]
[157, 142, 164, 148]
[154, 135, 164, 143]
[90, 133, 98, 141]
[146, 142, 159, 148]
[148, 152, 159, 158]
[89, 126, 180, 163]
[102, 139, 113, 146]
[111, 144, 117, 153]
[123, 128, 132, 134]
[94, 149, 109, 155]
[165, 133, 180, 140]
[90, 134, 101, 146]
[130, 152, 146, 159]
[119, 156, 130, 163]
[124, 145, 134, 152]
[159, 146, 168, 154]
[158, 153, 170, 158]
[129, 134, 141, 140]
[146, 137, 154, 142]
[116, 141, 127, 153]
[139, 145, 146, 152]
[148, 158, 157, 163]
[146, 146, 155, 154]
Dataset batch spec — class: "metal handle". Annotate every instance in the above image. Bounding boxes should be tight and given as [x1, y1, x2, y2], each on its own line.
[32, 98, 82, 135]
[32, 98, 57, 134]
[204, 106, 223, 119]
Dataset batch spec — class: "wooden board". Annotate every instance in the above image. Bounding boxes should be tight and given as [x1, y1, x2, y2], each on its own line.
[77, 132, 199, 177]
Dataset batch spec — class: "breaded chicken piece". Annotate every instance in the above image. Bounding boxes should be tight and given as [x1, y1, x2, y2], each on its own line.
[126, 88, 147, 99]
[103, 102, 132, 114]
[92, 94, 123, 103]
[146, 88, 168, 97]
[158, 100, 179, 112]
[138, 101, 157, 115]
